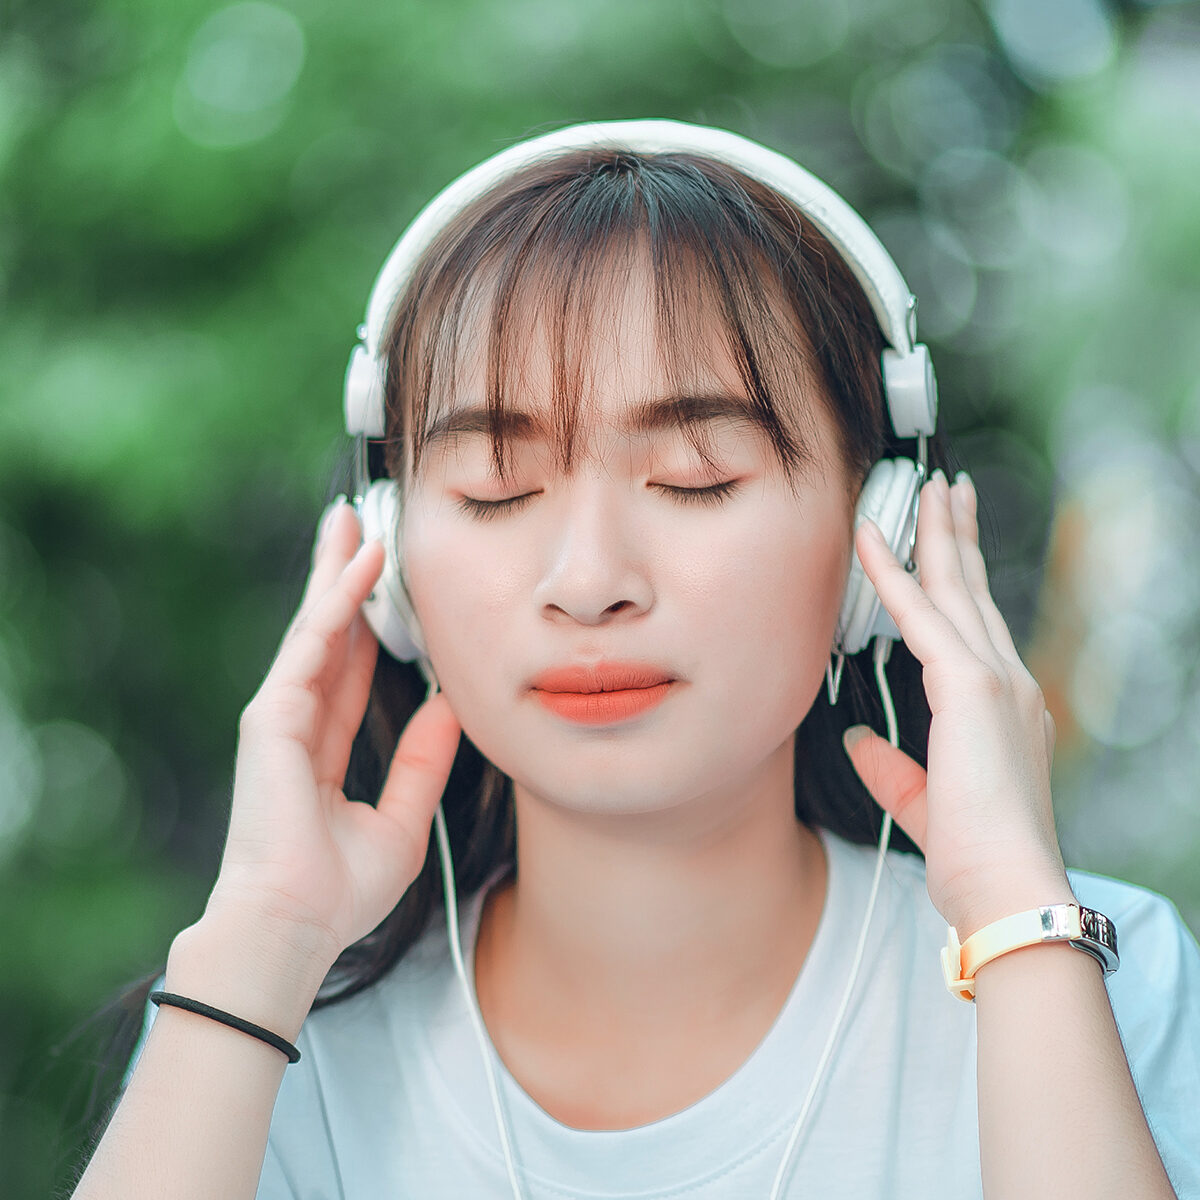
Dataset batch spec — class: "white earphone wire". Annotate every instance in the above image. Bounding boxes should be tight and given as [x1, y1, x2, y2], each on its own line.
[767, 634, 898, 1197]
[427, 675, 525, 1198]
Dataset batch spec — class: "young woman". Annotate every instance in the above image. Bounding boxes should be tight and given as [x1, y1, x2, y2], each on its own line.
[74, 120, 1199, 1199]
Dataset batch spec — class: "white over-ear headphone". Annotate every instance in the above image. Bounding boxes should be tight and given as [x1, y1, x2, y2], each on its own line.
[338, 119, 935, 1199]
[342, 118, 936, 691]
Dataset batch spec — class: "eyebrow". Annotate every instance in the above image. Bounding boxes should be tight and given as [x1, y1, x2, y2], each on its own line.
[420, 392, 769, 454]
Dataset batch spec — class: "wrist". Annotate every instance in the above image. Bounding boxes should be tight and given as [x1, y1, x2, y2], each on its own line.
[945, 870, 1077, 942]
[167, 905, 338, 1044]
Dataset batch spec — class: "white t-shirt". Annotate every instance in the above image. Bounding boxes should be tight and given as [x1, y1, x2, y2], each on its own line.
[126, 827, 1200, 1198]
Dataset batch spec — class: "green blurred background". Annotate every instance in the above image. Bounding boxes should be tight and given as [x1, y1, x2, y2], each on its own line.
[2, 0, 1199, 1195]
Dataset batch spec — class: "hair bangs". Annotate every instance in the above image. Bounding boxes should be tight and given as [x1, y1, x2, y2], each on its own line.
[382, 148, 868, 498]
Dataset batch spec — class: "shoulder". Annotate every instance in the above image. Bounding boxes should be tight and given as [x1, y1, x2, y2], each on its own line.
[261, 908, 460, 1189]
[822, 828, 936, 939]
[296, 904, 456, 1067]
[1065, 868, 1200, 1196]
[1067, 864, 1192, 931]
[1066, 866, 1200, 1041]
[818, 828, 954, 997]
[1066, 865, 1200, 988]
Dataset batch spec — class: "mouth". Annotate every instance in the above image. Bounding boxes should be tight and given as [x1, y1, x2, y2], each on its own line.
[531, 681, 676, 725]
[528, 661, 676, 694]
[528, 661, 678, 726]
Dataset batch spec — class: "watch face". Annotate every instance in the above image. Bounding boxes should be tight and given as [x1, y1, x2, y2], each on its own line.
[1081, 907, 1113, 949]
[1078, 906, 1120, 973]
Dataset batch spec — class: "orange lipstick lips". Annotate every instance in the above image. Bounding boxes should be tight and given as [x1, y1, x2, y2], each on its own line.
[528, 661, 678, 725]
[532, 682, 675, 724]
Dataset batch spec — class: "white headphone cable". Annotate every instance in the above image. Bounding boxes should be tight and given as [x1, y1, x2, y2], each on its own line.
[427, 670, 525, 1200]
[430, 632, 900, 1200]
[768, 633, 898, 1198]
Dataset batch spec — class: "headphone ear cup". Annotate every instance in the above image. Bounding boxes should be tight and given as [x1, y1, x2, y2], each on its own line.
[835, 457, 921, 657]
[355, 480, 429, 662]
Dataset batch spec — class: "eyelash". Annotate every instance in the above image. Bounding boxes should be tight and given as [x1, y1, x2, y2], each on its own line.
[455, 480, 743, 521]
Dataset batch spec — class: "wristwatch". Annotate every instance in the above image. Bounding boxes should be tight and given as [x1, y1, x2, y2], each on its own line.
[941, 902, 1120, 1002]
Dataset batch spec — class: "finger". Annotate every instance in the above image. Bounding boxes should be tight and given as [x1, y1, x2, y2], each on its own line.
[842, 725, 928, 851]
[854, 516, 974, 670]
[310, 494, 348, 566]
[312, 614, 381, 788]
[254, 541, 386, 747]
[281, 507, 371, 720]
[1044, 708, 1056, 766]
[278, 539, 384, 686]
[371, 692, 463, 879]
[948, 475, 1024, 669]
[911, 472, 995, 655]
[299, 499, 362, 618]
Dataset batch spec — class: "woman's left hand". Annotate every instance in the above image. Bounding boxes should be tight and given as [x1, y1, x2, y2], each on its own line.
[842, 468, 1077, 938]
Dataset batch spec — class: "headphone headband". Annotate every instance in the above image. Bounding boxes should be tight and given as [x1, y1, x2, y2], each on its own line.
[343, 117, 937, 441]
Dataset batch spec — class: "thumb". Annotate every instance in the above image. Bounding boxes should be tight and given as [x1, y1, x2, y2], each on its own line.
[374, 691, 463, 878]
[842, 725, 928, 852]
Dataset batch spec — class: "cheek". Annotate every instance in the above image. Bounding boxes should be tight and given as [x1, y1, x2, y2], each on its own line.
[400, 508, 516, 675]
[688, 499, 852, 659]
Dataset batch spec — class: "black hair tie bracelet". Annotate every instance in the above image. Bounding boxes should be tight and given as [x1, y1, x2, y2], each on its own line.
[149, 991, 301, 1064]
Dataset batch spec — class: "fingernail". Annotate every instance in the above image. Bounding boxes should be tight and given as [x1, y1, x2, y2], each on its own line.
[930, 468, 948, 490]
[843, 725, 872, 753]
[317, 494, 348, 547]
[955, 469, 973, 489]
[855, 513, 884, 543]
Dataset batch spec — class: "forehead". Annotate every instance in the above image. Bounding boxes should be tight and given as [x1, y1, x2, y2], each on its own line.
[402, 236, 831, 486]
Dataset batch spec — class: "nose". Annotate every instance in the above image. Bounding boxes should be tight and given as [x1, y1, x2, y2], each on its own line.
[532, 476, 654, 629]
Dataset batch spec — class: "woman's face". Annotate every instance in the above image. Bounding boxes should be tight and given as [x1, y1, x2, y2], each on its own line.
[399, 252, 856, 818]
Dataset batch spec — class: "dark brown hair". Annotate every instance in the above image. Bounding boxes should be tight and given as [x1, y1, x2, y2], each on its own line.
[75, 147, 956, 1168]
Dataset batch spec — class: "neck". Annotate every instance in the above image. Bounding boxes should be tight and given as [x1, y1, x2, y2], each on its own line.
[475, 735, 829, 1039]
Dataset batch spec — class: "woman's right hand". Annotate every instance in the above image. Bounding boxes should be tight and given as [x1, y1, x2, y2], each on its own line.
[204, 498, 462, 964]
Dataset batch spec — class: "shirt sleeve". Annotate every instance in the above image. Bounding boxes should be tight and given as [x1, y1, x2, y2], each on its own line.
[118, 972, 165, 1094]
[1073, 872, 1200, 1200]
[256, 1140, 300, 1200]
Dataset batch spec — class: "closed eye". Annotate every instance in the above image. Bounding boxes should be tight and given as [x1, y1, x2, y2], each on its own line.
[455, 480, 743, 521]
